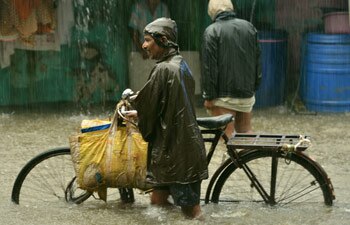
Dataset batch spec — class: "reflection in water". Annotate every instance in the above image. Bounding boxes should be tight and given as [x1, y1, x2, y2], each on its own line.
[0, 106, 350, 225]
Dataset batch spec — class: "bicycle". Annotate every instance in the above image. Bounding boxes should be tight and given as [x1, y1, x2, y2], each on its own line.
[11, 99, 335, 207]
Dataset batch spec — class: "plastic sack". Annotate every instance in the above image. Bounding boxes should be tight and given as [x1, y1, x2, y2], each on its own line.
[80, 119, 111, 133]
[69, 115, 150, 199]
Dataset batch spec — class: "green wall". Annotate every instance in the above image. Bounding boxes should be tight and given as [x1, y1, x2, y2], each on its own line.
[0, 0, 131, 107]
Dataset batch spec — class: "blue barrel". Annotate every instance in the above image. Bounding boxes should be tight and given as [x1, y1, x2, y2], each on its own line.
[255, 30, 288, 108]
[300, 33, 350, 112]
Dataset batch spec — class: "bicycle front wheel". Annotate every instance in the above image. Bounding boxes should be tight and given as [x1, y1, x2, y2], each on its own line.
[210, 149, 334, 206]
[11, 148, 91, 206]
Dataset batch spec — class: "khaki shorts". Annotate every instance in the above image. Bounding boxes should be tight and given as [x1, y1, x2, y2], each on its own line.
[213, 96, 255, 113]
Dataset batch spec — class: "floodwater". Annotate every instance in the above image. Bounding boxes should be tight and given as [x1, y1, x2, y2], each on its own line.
[1, 104, 350, 225]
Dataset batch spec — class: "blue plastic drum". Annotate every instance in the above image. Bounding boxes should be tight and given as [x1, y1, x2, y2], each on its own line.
[300, 33, 350, 112]
[255, 30, 288, 108]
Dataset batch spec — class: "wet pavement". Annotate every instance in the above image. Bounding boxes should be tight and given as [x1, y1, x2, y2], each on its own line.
[0, 105, 350, 225]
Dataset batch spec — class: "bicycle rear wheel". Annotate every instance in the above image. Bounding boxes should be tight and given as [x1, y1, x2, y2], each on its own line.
[11, 148, 91, 206]
[210, 149, 334, 206]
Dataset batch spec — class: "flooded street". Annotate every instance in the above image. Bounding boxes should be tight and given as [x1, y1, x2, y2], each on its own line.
[1, 105, 350, 225]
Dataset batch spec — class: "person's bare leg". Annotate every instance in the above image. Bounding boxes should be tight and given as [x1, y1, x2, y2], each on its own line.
[181, 204, 203, 220]
[207, 106, 236, 138]
[234, 111, 253, 133]
[150, 189, 172, 206]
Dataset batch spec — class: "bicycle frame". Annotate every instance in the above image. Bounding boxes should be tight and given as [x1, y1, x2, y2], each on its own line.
[199, 119, 335, 205]
[10, 96, 335, 206]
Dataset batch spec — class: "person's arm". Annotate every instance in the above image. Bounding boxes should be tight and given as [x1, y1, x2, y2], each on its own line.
[133, 67, 164, 142]
[254, 30, 262, 91]
[201, 28, 218, 101]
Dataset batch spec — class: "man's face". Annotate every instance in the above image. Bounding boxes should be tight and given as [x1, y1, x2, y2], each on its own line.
[142, 34, 165, 60]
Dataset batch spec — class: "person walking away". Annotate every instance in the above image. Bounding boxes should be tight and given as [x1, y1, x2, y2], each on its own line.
[201, 0, 262, 137]
[131, 17, 208, 219]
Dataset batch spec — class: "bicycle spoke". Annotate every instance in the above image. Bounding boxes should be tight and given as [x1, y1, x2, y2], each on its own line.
[12, 148, 87, 206]
[278, 181, 321, 204]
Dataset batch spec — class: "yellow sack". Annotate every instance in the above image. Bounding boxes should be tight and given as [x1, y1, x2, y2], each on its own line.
[69, 116, 150, 197]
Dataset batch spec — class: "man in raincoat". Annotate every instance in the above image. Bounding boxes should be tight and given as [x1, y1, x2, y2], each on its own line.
[201, 0, 262, 137]
[132, 17, 208, 219]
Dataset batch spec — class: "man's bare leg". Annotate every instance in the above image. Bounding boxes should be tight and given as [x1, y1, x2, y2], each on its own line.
[207, 106, 236, 138]
[181, 204, 203, 220]
[234, 111, 253, 133]
[150, 189, 172, 206]
[151, 190, 203, 219]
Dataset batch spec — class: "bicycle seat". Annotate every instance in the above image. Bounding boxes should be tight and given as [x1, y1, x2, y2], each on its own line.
[196, 114, 233, 129]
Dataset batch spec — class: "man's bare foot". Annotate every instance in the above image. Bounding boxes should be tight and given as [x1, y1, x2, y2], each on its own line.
[150, 190, 172, 206]
[181, 204, 204, 220]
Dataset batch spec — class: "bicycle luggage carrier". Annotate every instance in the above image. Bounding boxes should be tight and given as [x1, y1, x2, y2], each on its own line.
[228, 134, 310, 151]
